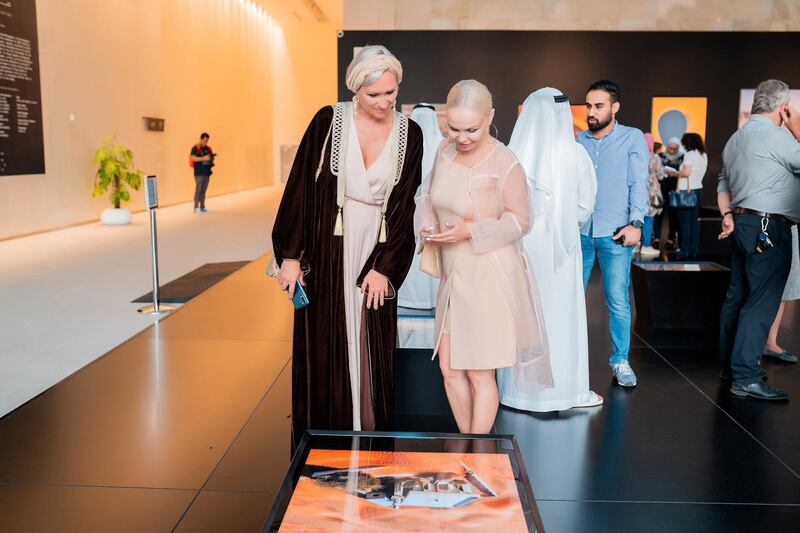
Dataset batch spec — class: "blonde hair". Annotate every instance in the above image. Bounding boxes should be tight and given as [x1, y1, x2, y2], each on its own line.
[346, 45, 403, 93]
[447, 79, 493, 115]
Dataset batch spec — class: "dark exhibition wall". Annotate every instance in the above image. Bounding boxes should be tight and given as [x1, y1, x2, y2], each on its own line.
[338, 31, 800, 205]
[0, 0, 45, 176]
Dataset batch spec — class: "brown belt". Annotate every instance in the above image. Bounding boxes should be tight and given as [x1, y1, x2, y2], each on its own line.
[733, 207, 794, 226]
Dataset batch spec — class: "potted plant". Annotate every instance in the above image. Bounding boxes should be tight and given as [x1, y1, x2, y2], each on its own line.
[92, 135, 143, 225]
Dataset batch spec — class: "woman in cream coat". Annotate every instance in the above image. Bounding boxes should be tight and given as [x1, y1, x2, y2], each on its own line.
[416, 80, 553, 434]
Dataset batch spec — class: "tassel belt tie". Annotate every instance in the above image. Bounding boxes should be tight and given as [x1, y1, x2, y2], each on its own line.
[320, 102, 409, 245]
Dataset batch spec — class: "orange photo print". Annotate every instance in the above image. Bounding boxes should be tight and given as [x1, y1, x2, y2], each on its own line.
[279, 449, 529, 532]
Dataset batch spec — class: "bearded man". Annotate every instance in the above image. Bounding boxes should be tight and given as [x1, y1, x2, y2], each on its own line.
[577, 79, 649, 388]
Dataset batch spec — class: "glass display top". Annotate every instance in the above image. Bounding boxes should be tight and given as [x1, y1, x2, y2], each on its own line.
[262, 430, 542, 532]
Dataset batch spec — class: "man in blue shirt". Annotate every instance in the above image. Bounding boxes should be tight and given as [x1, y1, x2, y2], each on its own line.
[577, 80, 649, 387]
[190, 132, 215, 213]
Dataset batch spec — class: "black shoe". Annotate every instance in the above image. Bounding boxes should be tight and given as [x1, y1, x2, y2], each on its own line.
[730, 381, 789, 401]
[762, 349, 798, 364]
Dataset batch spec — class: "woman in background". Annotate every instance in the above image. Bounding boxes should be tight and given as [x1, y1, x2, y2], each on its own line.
[654, 137, 683, 251]
[639, 134, 664, 257]
[415, 80, 552, 434]
[272, 45, 423, 441]
[764, 226, 800, 364]
[675, 133, 708, 260]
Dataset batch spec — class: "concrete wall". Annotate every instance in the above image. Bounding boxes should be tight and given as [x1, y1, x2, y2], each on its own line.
[0, 0, 341, 240]
[344, 0, 800, 31]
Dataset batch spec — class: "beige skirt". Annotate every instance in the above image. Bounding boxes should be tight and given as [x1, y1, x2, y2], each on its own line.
[434, 240, 518, 370]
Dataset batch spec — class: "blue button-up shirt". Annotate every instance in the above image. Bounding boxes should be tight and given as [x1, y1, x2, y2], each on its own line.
[577, 122, 649, 238]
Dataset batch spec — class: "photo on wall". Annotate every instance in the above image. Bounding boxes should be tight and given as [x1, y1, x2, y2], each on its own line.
[650, 97, 708, 145]
[571, 104, 588, 136]
[277, 448, 529, 531]
[738, 89, 800, 128]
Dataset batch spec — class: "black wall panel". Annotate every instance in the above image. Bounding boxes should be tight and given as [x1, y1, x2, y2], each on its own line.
[338, 31, 800, 204]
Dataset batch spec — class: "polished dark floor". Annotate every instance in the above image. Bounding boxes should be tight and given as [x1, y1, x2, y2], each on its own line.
[1, 254, 799, 532]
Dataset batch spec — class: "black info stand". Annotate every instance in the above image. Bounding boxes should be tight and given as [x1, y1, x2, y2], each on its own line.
[137, 175, 176, 316]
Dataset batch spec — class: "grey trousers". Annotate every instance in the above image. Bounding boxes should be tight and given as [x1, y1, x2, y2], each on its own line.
[719, 215, 793, 383]
[194, 174, 210, 208]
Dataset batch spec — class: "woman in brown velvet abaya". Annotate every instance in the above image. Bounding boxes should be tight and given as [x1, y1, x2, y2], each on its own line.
[272, 45, 423, 443]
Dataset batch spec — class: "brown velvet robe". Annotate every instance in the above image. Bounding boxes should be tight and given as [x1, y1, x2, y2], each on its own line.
[272, 105, 423, 443]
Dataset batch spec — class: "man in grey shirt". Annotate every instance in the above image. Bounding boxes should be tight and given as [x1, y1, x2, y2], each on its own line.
[717, 79, 800, 400]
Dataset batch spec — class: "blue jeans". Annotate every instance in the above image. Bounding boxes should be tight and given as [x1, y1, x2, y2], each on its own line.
[642, 216, 654, 247]
[581, 234, 635, 365]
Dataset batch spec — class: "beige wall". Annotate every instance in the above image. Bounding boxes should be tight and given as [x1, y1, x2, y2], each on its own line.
[344, 0, 800, 31]
[0, 0, 341, 240]
[271, 19, 341, 184]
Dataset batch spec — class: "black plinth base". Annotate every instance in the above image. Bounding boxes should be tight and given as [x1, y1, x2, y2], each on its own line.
[632, 261, 730, 331]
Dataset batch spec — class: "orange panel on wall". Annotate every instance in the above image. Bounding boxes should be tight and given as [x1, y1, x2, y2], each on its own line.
[651, 97, 707, 145]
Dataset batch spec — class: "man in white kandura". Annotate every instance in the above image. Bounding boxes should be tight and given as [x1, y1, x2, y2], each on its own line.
[399, 104, 443, 310]
[498, 88, 603, 411]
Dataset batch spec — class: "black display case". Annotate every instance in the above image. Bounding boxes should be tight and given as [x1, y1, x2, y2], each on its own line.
[262, 430, 543, 532]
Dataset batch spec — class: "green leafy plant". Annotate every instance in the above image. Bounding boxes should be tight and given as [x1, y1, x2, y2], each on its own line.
[92, 135, 143, 209]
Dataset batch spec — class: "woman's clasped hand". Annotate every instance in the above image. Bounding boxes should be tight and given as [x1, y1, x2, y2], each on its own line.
[422, 221, 471, 244]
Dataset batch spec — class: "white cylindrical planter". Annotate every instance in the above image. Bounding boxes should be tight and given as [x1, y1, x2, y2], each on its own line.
[101, 207, 132, 225]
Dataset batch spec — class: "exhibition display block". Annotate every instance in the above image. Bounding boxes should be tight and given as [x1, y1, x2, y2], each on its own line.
[632, 261, 730, 331]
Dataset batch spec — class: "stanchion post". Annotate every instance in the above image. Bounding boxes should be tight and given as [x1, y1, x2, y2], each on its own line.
[138, 175, 176, 315]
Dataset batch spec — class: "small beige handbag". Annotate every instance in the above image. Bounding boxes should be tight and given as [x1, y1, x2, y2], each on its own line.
[418, 243, 440, 278]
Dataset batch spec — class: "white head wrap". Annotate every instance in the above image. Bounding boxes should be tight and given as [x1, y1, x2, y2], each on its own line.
[346, 46, 403, 93]
[509, 87, 580, 271]
[665, 137, 684, 161]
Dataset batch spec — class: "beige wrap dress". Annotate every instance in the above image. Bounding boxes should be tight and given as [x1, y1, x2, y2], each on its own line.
[342, 108, 392, 430]
[416, 141, 554, 388]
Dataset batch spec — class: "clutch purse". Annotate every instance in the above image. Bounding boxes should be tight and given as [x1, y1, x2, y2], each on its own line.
[291, 281, 310, 309]
[418, 243, 440, 278]
[668, 190, 697, 209]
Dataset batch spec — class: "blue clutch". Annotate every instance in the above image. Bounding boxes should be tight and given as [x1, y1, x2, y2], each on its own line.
[292, 282, 310, 309]
[668, 190, 698, 209]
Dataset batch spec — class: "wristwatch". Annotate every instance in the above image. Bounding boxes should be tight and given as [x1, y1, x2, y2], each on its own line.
[630, 220, 643, 229]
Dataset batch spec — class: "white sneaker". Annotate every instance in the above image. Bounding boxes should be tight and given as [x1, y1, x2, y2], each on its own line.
[612, 361, 638, 387]
[640, 245, 660, 256]
[573, 391, 604, 408]
[194, 207, 200, 213]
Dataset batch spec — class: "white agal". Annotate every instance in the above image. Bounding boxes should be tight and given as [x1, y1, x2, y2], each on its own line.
[100, 207, 132, 225]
